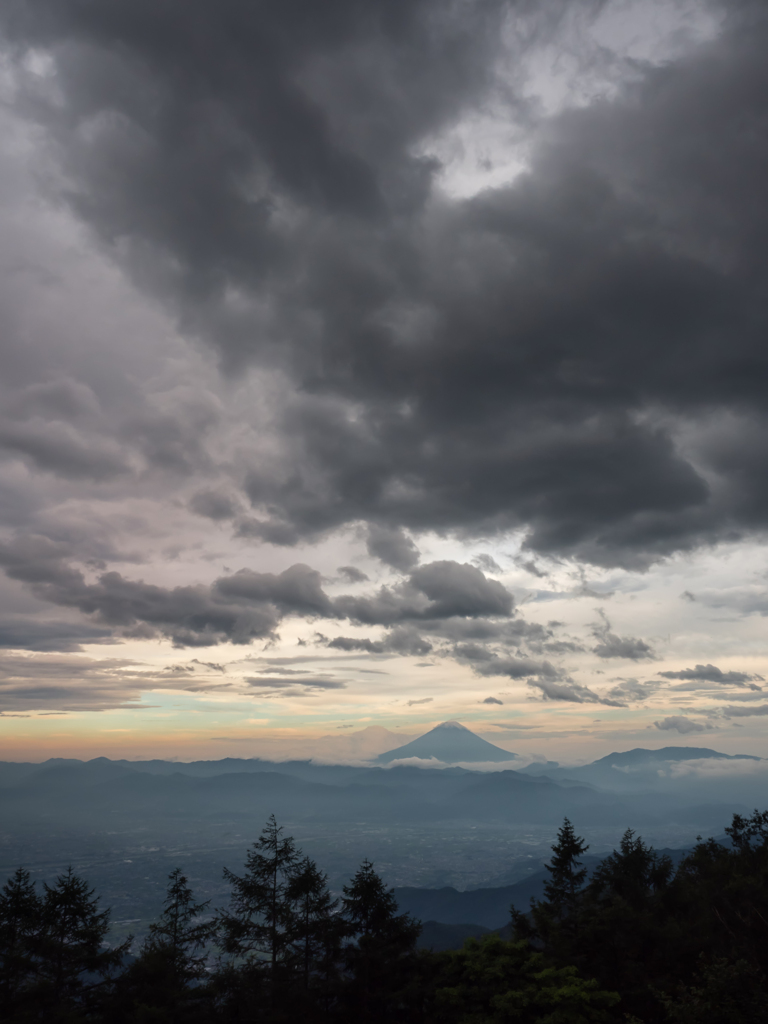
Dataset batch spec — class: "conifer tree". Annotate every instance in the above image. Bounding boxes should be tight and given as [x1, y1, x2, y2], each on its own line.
[0, 867, 42, 1016]
[218, 815, 300, 972]
[286, 856, 341, 992]
[590, 828, 673, 908]
[340, 859, 420, 1024]
[543, 817, 590, 914]
[144, 868, 212, 978]
[115, 869, 213, 1024]
[512, 817, 590, 943]
[36, 867, 128, 1019]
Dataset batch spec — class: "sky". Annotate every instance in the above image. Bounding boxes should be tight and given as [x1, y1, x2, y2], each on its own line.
[1, 0, 768, 764]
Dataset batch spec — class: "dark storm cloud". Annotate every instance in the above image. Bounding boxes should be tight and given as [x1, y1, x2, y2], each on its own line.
[327, 590, 560, 666]
[0, 419, 130, 481]
[452, 638, 625, 704]
[0, 362, 224, 489]
[659, 664, 764, 688]
[337, 566, 370, 584]
[380, 625, 434, 656]
[245, 676, 346, 691]
[604, 677, 660, 703]
[513, 557, 549, 579]
[591, 612, 655, 661]
[335, 560, 513, 624]
[365, 524, 420, 572]
[327, 636, 384, 654]
[720, 703, 768, 718]
[471, 654, 561, 681]
[0, 535, 309, 646]
[410, 561, 511, 616]
[695, 587, 768, 616]
[0, 538, 511, 660]
[189, 489, 240, 521]
[1, 0, 766, 568]
[592, 632, 655, 661]
[530, 678, 624, 706]
[10, 379, 101, 421]
[421, 616, 546, 644]
[327, 624, 433, 657]
[214, 564, 334, 616]
[481, 696, 503, 704]
[327, 598, 548, 663]
[472, 554, 503, 574]
[0, 617, 115, 652]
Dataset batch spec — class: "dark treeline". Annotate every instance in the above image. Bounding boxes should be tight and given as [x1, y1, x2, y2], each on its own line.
[1, 811, 767, 1023]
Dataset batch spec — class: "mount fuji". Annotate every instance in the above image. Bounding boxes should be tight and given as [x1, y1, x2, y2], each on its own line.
[374, 721, 516, 764]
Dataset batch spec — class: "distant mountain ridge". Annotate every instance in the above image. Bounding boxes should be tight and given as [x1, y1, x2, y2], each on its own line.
[395, 847, 695, 929]
[592, 746, 761, 766]
[520, 746, 763, 778]
[375, 721, 517, 764]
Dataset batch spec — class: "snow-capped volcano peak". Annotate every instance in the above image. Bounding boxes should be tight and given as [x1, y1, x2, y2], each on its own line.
[375, 720, 516, 764]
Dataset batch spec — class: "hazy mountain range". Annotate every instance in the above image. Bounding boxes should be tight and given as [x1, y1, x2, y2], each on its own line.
[1, 721, 764, 832]
[2, 721, 763, 951]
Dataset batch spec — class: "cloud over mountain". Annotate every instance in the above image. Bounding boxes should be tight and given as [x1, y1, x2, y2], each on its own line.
[0, 537, 516, 656]
[0, 0, 766, 570]
[0, 1, 767, 743]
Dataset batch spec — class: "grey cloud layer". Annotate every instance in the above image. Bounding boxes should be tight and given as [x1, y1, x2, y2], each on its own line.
[2, 0, 768, 724]
[591, 614, 656, 661]
[654, 715, 713, 734]
[0, 0, 766, 567]
[0, 529, 666, 706]
[659, 664, 763, 690]
[0, 652, 231, 712]
[720, 704, 768, 718]
[0, 538, 524, 656]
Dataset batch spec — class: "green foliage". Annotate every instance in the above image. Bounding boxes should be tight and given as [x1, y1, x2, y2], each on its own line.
[589, 830, 673, 909]
[514, 812, 768, 1021]
[662, 955, 768, 1024]
[428, 935, 619, 1024]
[671, 809, 768, 975]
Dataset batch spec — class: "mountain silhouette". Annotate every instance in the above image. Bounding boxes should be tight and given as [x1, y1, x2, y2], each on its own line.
[591, 746, 761, 766]
[374, 721, 516, 764]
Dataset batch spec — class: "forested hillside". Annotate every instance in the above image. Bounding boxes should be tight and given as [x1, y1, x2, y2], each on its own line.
[2, 810, 767, 1022]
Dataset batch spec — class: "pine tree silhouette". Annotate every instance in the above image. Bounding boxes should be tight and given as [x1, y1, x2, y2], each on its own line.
[116, 868, 213, 1024]
[144, 868, 212, 978]
[286, 856, 341, 992]
[543, 817, 590, 913]
[0, 867, 42, 1017]
[340, 859, 420, 1024]
[36, 867, 127, 1020]
[218, 815, 299, 976]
